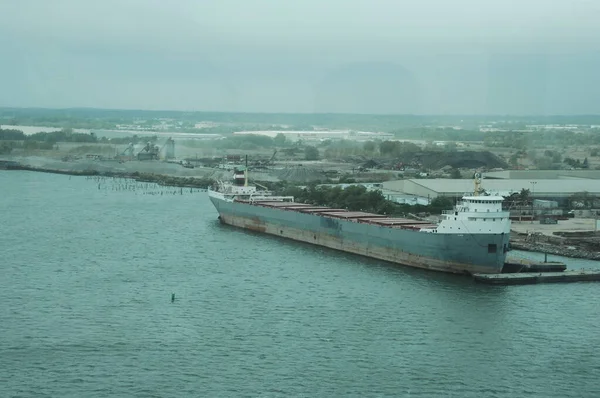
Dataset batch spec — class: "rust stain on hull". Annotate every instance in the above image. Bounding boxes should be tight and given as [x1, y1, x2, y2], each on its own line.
[246, 224, 267, 233]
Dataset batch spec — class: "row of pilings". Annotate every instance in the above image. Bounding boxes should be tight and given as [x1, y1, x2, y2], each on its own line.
[85, 175, 209, 195]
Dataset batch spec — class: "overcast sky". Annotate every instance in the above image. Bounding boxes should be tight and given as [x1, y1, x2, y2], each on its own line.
[1, 0, 599, 114]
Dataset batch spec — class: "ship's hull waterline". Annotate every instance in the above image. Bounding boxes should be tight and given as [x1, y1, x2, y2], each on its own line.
[209, 194, 509, 275]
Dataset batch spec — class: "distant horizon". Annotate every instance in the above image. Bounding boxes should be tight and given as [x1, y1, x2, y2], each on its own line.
[1, 106, 600, 119]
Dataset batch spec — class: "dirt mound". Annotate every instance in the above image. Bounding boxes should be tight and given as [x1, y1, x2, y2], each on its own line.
[272, 165, 324, 183]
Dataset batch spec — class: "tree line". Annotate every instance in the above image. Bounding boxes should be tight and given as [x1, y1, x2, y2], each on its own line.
[0, 128, 160, 145]
[0, 128, 95, 143]
[0, 128, 163, 153]
[483, 129, 600, 150]
[277, 184, 454, 216]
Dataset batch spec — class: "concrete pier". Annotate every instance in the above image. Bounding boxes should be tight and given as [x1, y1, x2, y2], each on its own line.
[503, 255, 567, 273]
[473, 270, 600, 285]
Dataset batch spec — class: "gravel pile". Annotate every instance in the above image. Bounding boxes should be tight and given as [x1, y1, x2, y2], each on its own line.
[272, 165, 324, 183]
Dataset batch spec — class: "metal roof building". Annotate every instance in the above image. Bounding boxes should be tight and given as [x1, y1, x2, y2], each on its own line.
[233, 130, 394, 142]
[484, 170, 600, 180]
[382, 179, 600, 199]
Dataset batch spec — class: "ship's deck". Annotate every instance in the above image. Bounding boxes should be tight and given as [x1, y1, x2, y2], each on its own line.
[234, 199, 438, 231]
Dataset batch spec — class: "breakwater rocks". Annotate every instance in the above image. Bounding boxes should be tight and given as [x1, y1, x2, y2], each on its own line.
[5, 163, 216, 189]
[510, 229, 600, 261]
[0, 160, 21, 169]
[510, 240, 600, 261]
[127, 172, 214, 189]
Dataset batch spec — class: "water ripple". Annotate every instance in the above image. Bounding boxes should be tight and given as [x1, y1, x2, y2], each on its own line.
[1, 171, 600, 397]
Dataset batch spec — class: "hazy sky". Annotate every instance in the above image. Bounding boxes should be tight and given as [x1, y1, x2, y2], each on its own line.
[1, 0, 599, 114]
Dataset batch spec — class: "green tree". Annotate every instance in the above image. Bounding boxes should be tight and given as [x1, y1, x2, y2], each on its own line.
[0, 129, 26, 140]
[273, 133, 287, 146]
[509, 153, 519, 168]
[0, 142, 13, 154]
[569, 191, 593, 208]
[513, 136, 527, 150]
[544, 149, 562, 163]
[430, 196, 453, 212]
[564, 157, 580, 168]
[379, 140, 420, 156]
[363, 141, 376, 153]
[444, 142, 458, 152]
[552, 153, 562, 163]
[483, 136, 495, 147]
[535, 156, 554, 170]
[304, 146, 320, 160]
[518, 188, 531, 204]
[379, 140, 397, 156]
[450, 168, 461, 178]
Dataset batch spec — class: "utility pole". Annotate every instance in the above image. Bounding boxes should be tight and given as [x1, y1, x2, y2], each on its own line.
[530, 181, 537, 224]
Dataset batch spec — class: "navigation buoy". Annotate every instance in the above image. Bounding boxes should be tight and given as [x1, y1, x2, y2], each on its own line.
[171, 293, 175, 303]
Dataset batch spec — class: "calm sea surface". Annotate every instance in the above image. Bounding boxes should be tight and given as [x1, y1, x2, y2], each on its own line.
[1, 171, 599, 397]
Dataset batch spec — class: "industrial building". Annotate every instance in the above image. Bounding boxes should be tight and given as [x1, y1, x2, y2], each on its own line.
[232, 130, 394, 142]
[484, 170, 600, 179]
[382, 179, 600, 201]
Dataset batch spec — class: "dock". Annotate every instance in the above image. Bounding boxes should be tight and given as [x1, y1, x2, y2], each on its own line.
[473, 270, 600, 285]
[503, 253, 566, 273]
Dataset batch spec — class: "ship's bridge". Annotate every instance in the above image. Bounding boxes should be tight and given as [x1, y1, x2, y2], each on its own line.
[455, 196, 504, 214]
[433, 195, 511, 235]
[227, 185, 257, 195]
[216, 182, 257, 196]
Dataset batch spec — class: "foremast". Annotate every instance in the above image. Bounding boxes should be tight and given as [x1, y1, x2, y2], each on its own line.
[209, 155, 294, 203]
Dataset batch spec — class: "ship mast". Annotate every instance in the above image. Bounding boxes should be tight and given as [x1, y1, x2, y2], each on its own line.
[473, 172, 482, 196]
[244, 155, 248, 187]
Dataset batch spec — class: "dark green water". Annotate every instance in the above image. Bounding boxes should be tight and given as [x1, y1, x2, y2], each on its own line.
[1, 171, 599, 397]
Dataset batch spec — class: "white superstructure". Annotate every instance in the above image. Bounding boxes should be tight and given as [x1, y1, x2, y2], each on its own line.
[421, 173, 511, 235]
[209, 166, 294, 203]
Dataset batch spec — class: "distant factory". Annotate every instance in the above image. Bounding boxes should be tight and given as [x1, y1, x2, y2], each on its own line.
[482, 170, 600, 180]
[232, 130, 395, 142]
[116, 137, 176, 162]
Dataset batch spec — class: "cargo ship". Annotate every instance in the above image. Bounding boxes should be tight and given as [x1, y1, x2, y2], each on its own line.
[208, 167, 511, 274]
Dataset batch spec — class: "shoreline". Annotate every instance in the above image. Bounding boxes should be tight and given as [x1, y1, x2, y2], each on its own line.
[2, 163, 216, 189]
[4, 162, 599, 262]
[510, 240, 600, 261]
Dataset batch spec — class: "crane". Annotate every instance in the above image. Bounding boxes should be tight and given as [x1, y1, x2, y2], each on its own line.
[268, 149, 277, 165]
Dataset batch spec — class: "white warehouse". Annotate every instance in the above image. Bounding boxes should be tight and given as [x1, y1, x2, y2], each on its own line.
[382, 179, 600, 200]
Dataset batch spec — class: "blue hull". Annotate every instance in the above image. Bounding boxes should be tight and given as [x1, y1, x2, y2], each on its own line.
[210, 195, 509, 274]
